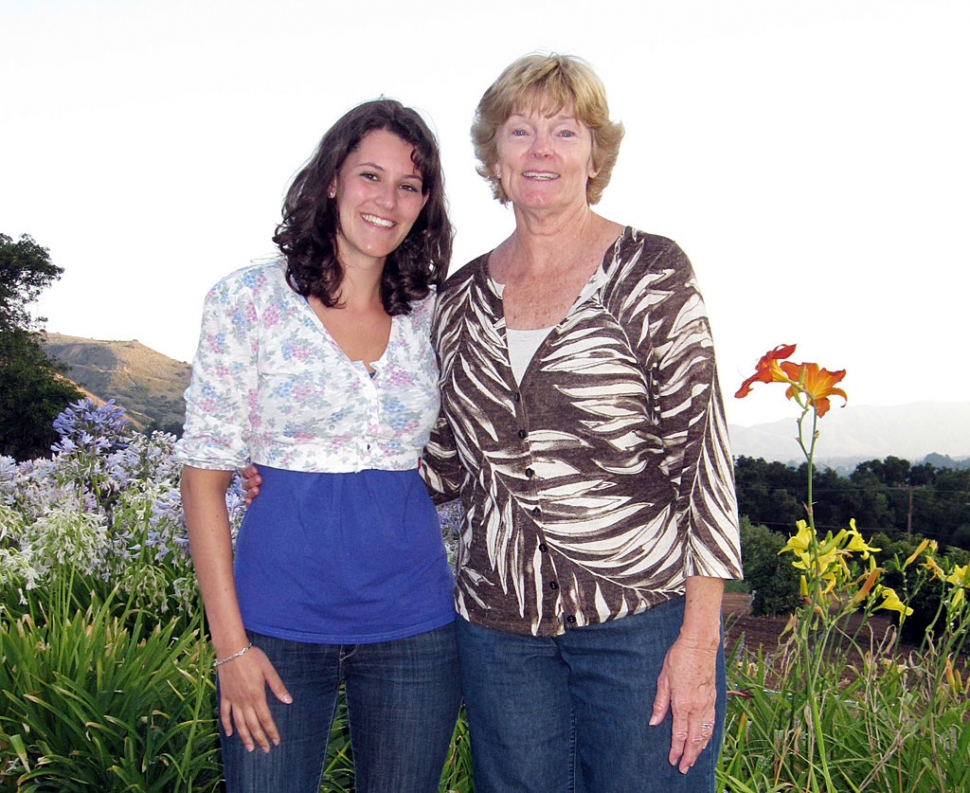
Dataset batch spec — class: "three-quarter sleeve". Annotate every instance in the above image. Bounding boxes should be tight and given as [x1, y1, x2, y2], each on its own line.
[646, 243, 742, 580]
[421, 300, 465, 503]
[177, 275, 259, 471]
[421, 411, 463, 503]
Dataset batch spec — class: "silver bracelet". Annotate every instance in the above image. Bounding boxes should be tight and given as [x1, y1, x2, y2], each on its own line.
[212, 642, 253, 668]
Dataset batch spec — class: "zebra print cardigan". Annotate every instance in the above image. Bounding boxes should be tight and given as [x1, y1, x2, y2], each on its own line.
[423, 227, 743, 637]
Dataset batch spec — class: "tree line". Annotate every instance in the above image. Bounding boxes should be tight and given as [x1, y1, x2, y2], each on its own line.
[734, 454, 970, 552]
[0, 232, 83, 459]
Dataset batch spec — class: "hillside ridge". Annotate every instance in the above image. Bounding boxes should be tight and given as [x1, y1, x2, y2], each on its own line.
[42, 333, 192, 431]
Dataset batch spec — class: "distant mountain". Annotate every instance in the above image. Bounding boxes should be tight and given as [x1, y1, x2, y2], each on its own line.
[38, 335, 970, 468]
[42, 333, 191, 432]
[729, 402, 970, 470]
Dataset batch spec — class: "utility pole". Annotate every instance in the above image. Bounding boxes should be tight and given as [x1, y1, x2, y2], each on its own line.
[907, 486, 914, 535]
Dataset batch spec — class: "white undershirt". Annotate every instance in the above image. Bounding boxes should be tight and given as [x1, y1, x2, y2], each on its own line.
[490, 278, 555, 384]
[506, 326, 554, 384]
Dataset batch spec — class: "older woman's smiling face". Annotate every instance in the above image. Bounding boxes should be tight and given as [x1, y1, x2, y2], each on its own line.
[492, 105, 596, 215]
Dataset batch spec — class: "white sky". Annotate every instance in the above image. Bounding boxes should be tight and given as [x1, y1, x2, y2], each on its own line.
[2, 0, 967, 427]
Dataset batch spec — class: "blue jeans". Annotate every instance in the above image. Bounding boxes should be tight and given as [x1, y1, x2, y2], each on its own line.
[455, 597, 726, 793]
[220, 623, 462, 793]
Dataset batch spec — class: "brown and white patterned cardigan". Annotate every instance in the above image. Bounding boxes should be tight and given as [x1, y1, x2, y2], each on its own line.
[423, 227, 743, 637]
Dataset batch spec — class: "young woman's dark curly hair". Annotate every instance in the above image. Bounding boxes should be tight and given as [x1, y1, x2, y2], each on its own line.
[274, 99, 452, 315]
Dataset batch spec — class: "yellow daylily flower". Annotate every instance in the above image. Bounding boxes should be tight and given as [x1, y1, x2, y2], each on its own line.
[923, 556, 947, 581]
[844, 520, 880, 559]
[779, 521, 813, 556]
[946, 563, 970, 589]
[792, 553, 811, 572]
[877, 587, 914, 620]
[903, 538, 934, 569]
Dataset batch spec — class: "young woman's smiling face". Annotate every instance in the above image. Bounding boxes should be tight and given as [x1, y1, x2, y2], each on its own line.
[332, 128, 428, 269]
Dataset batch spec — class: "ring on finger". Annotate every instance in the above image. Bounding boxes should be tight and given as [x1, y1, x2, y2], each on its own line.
[700, 722, 713, 731]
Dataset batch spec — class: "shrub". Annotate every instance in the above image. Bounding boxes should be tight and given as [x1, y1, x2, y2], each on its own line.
[739, 516, 802, 617]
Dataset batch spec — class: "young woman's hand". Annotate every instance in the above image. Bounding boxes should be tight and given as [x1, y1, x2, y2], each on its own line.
[217, 645, 292, 753]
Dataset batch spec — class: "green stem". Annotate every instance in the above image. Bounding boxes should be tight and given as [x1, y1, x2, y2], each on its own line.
[796, 405, 835, 792]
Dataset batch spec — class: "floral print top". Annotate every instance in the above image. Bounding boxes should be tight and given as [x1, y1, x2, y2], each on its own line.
[177, 260, 440, 473]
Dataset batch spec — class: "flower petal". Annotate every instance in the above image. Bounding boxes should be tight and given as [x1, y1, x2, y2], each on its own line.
[735, 344, 797, 399]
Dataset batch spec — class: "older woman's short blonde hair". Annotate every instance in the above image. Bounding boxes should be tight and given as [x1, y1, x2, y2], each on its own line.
[471, 53, 625, 205]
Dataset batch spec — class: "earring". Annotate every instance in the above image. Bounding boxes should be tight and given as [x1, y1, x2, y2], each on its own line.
[328, 189, 336, 199]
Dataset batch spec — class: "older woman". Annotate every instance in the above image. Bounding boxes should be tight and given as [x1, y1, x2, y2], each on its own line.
[421, 54, 743, 791]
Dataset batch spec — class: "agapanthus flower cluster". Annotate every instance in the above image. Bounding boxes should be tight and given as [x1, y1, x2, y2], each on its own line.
[0, 506, 39, 596]
[52, 398, 130, 454]
[0, 399, 201, 615]
[106, 430, 180, 489]
[436, 499, 464, 567]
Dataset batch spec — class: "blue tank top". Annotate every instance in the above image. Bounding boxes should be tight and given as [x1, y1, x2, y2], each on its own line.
[233, 465, 456, 644]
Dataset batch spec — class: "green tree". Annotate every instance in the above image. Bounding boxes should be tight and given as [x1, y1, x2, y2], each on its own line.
[739, 516, 802, 617]
[0, 233, 63, 332]
[0, 233, 83, 459]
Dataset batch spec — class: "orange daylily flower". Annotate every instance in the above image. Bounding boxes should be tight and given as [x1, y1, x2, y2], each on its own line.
[779, 362, 847, 417]
[735, 344, 797, 398]
[851, 566, 883, 606]
[736, 344, 848, 418]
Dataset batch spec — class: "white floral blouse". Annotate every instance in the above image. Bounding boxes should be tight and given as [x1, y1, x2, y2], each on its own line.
[177, 260, 440, 473]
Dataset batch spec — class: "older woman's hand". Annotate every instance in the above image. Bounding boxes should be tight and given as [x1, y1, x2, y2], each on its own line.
[239, 463, 262, 505]
[649, 574, 723, 773]
[650, 635, 719, 773]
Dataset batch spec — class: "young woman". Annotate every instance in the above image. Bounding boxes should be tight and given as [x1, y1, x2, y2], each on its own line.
[177, 99, 460, 793]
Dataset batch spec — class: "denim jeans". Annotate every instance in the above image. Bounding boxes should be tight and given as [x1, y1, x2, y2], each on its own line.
[455, 597, 726, 793]
[220, 623, 462, 793]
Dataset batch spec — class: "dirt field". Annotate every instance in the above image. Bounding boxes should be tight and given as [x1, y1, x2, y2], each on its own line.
[720, 592, 911, 661]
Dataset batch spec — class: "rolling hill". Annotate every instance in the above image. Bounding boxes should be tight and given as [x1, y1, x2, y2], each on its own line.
[42, 333, 191, 432]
